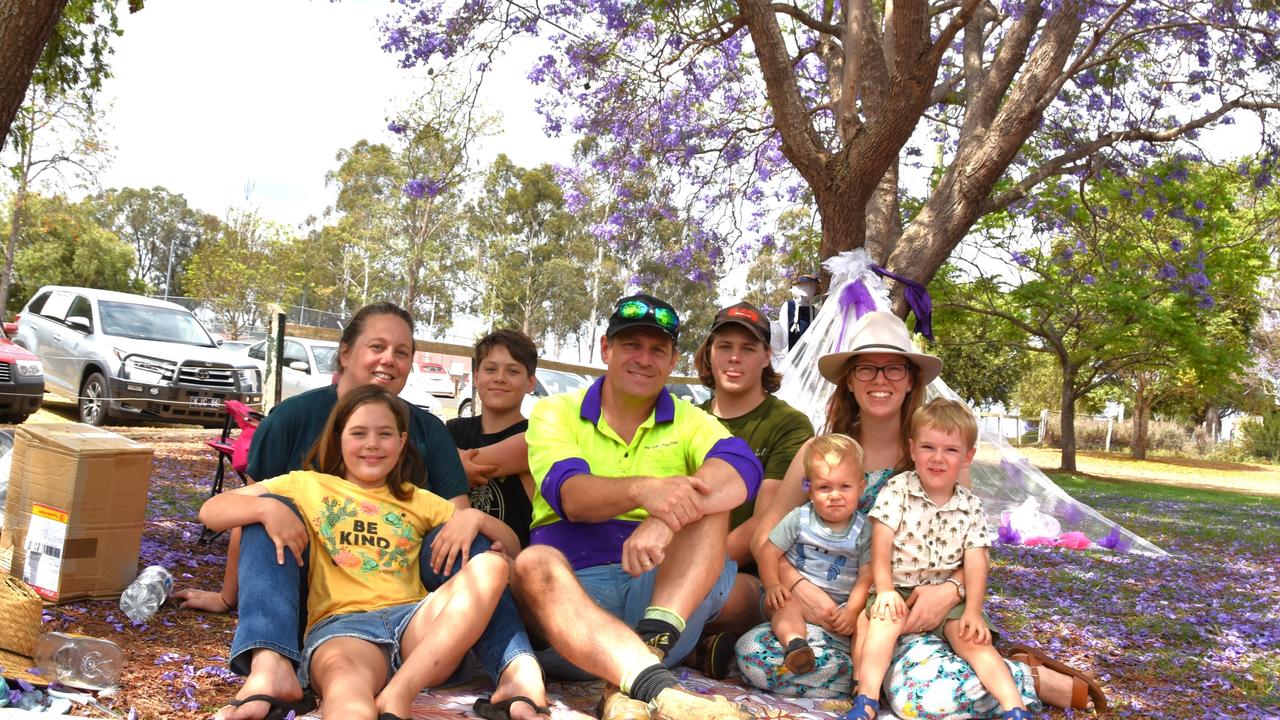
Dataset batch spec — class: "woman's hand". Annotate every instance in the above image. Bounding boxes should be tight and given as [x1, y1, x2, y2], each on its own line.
[430, 508, 484, 575]
[902, 582, 962, 633]
[259, 498, 308, 566]
[789, 578, 840, 631]
[830, 601, 861, 636]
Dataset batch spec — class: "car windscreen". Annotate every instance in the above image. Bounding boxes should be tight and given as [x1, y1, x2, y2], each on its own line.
[312, 346, 339, 374]
[538, 369, 588, 395]
[99, 300, 217, 346]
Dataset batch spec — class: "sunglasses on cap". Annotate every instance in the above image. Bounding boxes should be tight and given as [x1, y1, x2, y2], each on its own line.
[615, 298, 680, 332]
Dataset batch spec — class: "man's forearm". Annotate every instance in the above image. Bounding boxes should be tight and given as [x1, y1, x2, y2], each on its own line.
[559, 473, 647, 522]
[690, 457, 749, 514]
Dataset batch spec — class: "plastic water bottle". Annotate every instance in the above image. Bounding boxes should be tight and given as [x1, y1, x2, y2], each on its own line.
[33, 632, 123, 690]
[119, 564, 175, 623]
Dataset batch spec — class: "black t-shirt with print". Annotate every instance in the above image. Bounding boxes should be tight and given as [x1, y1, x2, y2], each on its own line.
[445, 416, 532, 548]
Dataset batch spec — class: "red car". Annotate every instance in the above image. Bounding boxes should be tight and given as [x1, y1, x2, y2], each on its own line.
[0, 321, 44, 423]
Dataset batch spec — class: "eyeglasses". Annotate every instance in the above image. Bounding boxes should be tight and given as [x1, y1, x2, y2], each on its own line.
[851, 363, 911, 382]
[616, 299, 680, 332]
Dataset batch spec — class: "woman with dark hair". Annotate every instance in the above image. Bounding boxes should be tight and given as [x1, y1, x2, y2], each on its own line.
[740, 311, 1104, 717]
[183, 303, 546, 720]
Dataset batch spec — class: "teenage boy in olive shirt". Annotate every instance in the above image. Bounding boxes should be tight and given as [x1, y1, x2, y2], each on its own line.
[691, 301, 814, 671]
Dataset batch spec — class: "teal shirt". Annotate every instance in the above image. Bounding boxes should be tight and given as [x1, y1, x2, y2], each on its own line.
[246, 384, 467, 500]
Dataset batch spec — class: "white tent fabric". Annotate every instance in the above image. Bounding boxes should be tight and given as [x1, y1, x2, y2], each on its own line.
[774, 250, 1164, 556]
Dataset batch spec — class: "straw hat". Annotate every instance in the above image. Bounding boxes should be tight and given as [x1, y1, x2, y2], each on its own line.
[817, 311, 942, 385]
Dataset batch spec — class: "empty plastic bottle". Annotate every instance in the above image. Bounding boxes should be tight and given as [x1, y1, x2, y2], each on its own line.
[119, 564, 174, 623]
[33, 632, 122, 691]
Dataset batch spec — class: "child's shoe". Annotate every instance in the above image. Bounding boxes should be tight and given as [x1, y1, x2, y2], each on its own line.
[782, 637, 815, 674]
[1001, 710, 1034, 719]
[841, 694, 879, 720]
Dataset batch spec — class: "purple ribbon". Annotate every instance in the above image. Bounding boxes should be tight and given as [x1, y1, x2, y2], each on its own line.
[836, 279, 877, 347]
[870, 264, 934, 340]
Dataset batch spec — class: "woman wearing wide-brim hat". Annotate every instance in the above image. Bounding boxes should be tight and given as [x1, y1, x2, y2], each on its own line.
[742, 310, 1104, 713]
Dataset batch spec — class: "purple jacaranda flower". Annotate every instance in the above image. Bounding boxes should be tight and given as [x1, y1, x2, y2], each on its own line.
[387, 120, 407, 134]
[1012, 251, 1032, 267]
[1171, 238, 1184, 252]
[1083, 274, 1096, 285]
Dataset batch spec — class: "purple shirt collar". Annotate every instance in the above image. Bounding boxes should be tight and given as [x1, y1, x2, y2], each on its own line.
[579, 375, 676, 425]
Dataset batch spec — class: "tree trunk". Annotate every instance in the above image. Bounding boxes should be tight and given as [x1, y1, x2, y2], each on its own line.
[1131, 373, 1149, 460]
[1202, 404, 1219, 447]
[0, 184, 24, 313]
[1059, 365, 1077, 472]
[0, 1, 67, 151]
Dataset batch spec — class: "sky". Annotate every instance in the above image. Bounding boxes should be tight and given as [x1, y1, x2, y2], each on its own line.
[96, 0, 572, 227]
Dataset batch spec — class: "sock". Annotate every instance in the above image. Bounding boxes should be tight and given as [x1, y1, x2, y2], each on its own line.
[785, 637, 810, 653]
[621, 662, 678, 703]
[636, 607, 685, 653]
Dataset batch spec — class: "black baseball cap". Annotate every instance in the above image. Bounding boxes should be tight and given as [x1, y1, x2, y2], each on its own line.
[606, 293, 680, 343]
[709, 301, 770, 344]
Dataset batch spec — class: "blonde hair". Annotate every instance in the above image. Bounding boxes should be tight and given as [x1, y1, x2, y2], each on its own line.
[910, 398, 979, 449]
[803, 433, 865, 479]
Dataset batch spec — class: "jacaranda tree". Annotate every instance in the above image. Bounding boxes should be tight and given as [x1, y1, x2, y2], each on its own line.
[378, 0, 1280, 301]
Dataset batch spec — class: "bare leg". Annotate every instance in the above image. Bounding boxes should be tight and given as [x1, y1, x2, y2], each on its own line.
[853, 611, 870, 670]
[310, 638, 386, 720]
[853, 613, 908, 716]
[377, 552, 509, 719]
[176, 528, 241, 613]
[1034, 665, 1074, 708]
[769, 600, 806, 645]
[489, 655, 549, 720]
[704, 573, 763, 634]
[512, 545, 659, 685]
[215, 649, 305, 720]
[945, 622, 1025, 711]
[725, 518, 755, 567]
[648, 512, 728, 619]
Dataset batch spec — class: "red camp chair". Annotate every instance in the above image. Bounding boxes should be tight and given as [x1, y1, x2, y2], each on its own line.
[200, 399, 263, 543]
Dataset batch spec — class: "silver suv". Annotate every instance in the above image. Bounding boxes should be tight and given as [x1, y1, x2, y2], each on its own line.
[13, 286, 263, 426]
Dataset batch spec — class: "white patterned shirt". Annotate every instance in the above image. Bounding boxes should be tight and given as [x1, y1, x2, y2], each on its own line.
[869, 471, 993, 587]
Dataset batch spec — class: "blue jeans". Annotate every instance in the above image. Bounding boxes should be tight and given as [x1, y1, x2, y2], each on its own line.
[535, 559, 738, 681]
[229, 495, 534, 683]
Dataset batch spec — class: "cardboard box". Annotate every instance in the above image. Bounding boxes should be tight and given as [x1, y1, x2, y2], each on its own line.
[0, 424, 153, 603]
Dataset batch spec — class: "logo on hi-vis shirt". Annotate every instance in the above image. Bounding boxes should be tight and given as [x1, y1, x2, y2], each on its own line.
[316, 496, 416, 574]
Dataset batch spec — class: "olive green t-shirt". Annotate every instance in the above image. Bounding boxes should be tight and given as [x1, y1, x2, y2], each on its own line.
[701, 394, 815, 528]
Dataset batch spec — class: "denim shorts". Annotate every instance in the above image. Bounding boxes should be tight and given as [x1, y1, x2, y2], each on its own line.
[536, 559, 737, 680]
[297, 598, 428, 687]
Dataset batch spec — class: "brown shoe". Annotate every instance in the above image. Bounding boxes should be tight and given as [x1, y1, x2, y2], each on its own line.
[649, 687, 754, 720]
[783, 643, 815, 674]
[597, 684, 651, 720]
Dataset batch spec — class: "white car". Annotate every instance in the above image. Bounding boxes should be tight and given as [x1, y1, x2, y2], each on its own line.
[414, 362, 457, 398]
[242, 337, 441, 416]
[457, 367, 595, 418]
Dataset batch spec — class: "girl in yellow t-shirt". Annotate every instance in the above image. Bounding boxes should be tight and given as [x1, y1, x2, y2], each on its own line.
[201, 384, 512, 720]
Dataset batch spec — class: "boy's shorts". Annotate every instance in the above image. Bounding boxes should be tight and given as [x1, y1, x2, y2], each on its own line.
[298, 598, 428, 687]
[865, 586, 996, 641]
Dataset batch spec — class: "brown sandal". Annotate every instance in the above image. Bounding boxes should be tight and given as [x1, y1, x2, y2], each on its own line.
[1006, 644, 1108, 712]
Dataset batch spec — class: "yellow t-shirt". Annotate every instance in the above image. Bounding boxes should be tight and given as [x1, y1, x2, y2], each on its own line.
[256, 470, 456, 630]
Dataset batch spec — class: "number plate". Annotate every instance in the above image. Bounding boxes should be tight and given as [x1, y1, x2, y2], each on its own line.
[191, 396, 223, 408]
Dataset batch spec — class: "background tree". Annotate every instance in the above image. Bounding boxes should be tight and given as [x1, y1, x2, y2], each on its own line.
[383, 0, 1280, 308]
[5, 192, 137, 311]
[2, 81, 110, 311]
[1, 0, 139, 151]
[89, 186, 218, 298]
[467, 155, 602, 347]
[940, 159, 1272, 470]
[184, 208, 294, 339]
[927, 265, 1030, 408]
[743, 206, 822, 315]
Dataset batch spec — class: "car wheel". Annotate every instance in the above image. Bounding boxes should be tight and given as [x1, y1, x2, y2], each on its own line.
[457, 398, 474, 418]
[79, 372, 111, 426]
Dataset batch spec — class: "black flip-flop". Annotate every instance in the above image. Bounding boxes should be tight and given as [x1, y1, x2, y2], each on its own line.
[225, 689, 318, 720]
[473, 695, 552, 719]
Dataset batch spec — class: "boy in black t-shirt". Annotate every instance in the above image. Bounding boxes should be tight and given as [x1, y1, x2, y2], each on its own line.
[447, 329, 538, 548]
